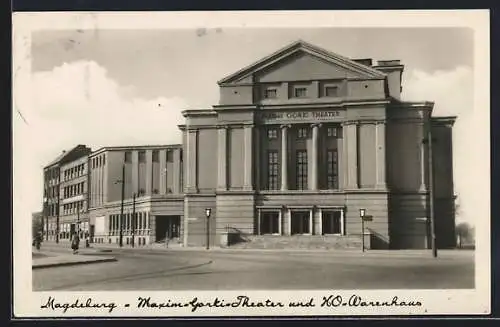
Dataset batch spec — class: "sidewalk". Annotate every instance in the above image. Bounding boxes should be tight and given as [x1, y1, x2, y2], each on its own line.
[32, 251, 117, 269]
[40, 241, 472, 259]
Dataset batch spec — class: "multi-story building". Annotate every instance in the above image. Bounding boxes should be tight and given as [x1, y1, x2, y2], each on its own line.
[179, 40, 456, 249]
[42, 144, 91, 242]
[87, 145, 183, 246]
[42, 40, 457, 250]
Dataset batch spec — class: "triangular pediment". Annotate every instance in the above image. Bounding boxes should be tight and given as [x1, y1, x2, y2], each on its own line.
[218, 40, 386, 85]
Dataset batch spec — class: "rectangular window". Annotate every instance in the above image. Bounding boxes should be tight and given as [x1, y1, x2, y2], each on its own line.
[327, 126, 338, 138]
[138, 151, 146, 163]
[291, 211, 310, 235]
[267, 150, 279, 190]
[102, 156, 106, 166]
[327, 149, 339, 189]
[324, 86, 339, 97]
[124, 151, 132, 163]
[166, 150, 174, 163]
[294, 87, 307, 98]
[152, 150, 159, 162]
[322, 211, 342, 235]
[264, 88, 277, 99]
[297, 127, 308, 139]
[296, 150, 308, 190]
[267, 128, 278, 139]
[260, 212, 280, 234]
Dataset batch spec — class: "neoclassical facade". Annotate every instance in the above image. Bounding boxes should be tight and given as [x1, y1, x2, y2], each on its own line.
[179, 40, 456, 249]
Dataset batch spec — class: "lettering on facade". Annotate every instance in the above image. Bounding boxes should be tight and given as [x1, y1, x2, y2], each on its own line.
[261, 111, 341, 122]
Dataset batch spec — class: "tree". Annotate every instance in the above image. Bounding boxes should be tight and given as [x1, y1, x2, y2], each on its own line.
[455, 222, 474, 248]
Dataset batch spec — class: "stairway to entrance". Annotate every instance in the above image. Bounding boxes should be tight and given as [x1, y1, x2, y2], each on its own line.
[228, 235, 363, 250]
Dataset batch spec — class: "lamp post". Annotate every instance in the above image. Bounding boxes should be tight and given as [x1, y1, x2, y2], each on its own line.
[205, 208, 211, 250]
[423, 121, 438, 258]
[131, 192, 136, 248]
[360, 209, 366, 252]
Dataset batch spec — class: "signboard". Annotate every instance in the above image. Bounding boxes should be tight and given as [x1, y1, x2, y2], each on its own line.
[362, 215, 373, 221]
[260, 110, 344, 123]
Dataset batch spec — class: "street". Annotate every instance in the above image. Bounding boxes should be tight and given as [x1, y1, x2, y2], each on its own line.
[32, 248, 475, 291]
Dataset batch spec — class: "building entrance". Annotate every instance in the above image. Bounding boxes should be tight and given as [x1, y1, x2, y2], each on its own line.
[155, 215, 180, 241]
[291, 211, 311, 235]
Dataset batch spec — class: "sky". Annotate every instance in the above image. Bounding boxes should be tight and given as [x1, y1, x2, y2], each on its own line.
[17, 27, 476, 224]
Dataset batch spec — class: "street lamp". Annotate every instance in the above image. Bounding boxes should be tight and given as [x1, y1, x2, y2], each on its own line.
[359, 208, 366, 252]
[205, 208, 211, 250]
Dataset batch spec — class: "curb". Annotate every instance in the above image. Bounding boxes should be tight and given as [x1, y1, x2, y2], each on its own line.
[32, 257, 117, 270]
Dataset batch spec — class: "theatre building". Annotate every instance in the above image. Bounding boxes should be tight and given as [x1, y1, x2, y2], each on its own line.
[179, 40, 456, 249]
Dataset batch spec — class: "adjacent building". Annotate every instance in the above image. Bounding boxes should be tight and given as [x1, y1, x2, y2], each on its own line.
[40, 40, 456, 250]
[42, 144, 92, 242]
[88, 145, 183, 246]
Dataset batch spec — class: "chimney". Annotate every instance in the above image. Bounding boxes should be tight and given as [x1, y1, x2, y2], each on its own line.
[353, 58, 373, 67]
[374, 60, 404, 99]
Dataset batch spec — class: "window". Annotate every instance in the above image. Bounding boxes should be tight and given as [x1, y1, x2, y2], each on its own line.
[124, 151, 132, 163]
[322, 211, 343, 235]
[324, 86, 339, 97]
[297, 127, 308, 139]
[326, 149, 339, 189]
[166, 150, 174, 163]
[267, 128, 278, 139]
[327, 126, 338, 138]
[138, 151, 146, 163]
[291, 211, 310, 235]
[152, 150, 159, 162]
[294, 87, 307, 98]
[264, 88, 277, 99]
[260, 212, 279, 234]
[102, 156, 106, 166]
[296, 150, 308, 190]
[267, 150, 279, 190]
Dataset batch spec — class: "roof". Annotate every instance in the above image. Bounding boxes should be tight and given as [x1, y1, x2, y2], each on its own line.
[217, 40, 387, 85]
[90, 144, 182, 156]
[44, 144, 90, 168]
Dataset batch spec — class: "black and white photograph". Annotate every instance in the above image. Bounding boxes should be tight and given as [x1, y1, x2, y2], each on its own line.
[13, 10, 490, 317]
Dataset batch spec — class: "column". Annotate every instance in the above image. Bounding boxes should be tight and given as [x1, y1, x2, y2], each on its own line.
[309, 123, 320, 190]
[132, 151, 139, 196]
[419, 122, 427, 192]
[244, 125, 253, 190]
[159, 150, 167, 194]
[280, 125, 289, 191]
[278, 210, 283, 235]
[317, 208, 323, 235]
[217, 126, 228, 190]
[344, 122, 359, 189]
[375, 122, 387, 189]
[173, 148, 181, 194]
[337, 125, 344, 190]
[340, 209, 345, 235]
[257, 209, 261, 235]
[186, 129, 198, 193]
[145, 150, 153, 195]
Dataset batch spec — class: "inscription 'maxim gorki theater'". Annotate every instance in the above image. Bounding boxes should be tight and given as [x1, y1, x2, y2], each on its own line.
[260, 110, 343, 123]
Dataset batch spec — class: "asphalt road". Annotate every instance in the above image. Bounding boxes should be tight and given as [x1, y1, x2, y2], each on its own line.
[32, 249, 475, 291]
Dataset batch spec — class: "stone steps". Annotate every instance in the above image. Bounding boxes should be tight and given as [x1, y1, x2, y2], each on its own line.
[229, 235, 363, 250]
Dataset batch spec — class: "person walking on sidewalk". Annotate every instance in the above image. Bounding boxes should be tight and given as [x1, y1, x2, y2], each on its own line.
[34, 232, 42, 251]
[71, 232, 80, 254]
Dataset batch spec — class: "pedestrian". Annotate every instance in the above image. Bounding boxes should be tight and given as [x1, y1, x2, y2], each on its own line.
[35, 232, 42, 251]
[71, 232, 80, 254]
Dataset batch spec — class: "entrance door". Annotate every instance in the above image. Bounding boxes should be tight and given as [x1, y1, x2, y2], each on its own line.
[291, 211, 310, 235]
[155, 215, 181, 241]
